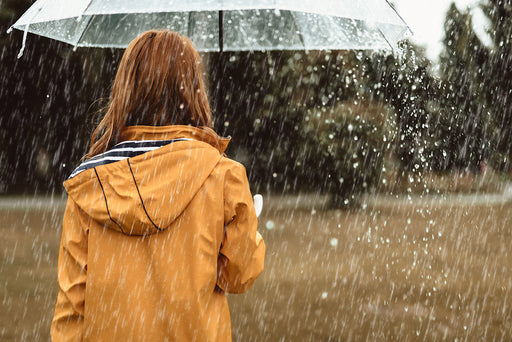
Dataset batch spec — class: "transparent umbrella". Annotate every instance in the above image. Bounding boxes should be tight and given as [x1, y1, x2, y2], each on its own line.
[8, 0, 411, 56]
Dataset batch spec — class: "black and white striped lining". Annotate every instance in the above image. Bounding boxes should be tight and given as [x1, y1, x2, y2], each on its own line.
[68, 138, 194, 179]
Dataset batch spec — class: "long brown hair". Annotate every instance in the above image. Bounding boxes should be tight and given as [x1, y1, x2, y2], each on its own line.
[86, 30, 212, 159]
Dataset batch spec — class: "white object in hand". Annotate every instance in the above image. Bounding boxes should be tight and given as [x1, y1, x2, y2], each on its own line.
[253, 194, 263, 217]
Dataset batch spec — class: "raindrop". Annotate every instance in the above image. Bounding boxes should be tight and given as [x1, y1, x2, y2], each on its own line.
[265, 220, 275, 230]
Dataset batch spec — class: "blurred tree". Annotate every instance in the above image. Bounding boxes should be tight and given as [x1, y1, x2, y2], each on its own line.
[207, 51, 304, 192]
[0, 1, 121, 194]
[480, 0, 512, 171]
[302, 101, 396, 205]
[209, 50, 363, 195]
[362, 42, 437, 173]
[438, 3, 493, 171]
[364, 1, 511, 176]
[208, 50, 395, 203]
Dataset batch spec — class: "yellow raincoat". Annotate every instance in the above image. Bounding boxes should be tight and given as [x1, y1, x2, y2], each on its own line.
[51, 125, 265, 341]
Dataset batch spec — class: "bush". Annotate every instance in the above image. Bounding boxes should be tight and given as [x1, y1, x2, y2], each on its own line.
[301, 102, 396, 205]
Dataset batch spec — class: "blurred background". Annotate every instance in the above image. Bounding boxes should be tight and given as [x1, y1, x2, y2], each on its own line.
[1, 0, 510, 199]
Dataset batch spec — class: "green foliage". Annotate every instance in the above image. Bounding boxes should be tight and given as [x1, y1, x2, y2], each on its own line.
[424, 1, 512, 173]
[362, 42, 437, 172]
[209, 50, 364, 194]
[2, 0, 510, 198]
[437, 3, 493, 170]
[365, 1, 511, 174]
[206, 48, 400, 204]
[301, 102, 396, 205]
[480, 0, 512, 170]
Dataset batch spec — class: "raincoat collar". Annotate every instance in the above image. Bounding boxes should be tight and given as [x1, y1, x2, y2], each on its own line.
[120, 125, 230, 154]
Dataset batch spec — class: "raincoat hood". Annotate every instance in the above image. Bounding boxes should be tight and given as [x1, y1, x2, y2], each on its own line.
[64, 125, 230, 236]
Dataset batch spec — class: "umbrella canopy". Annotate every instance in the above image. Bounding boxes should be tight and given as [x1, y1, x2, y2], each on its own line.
[9, 0, 411, 53]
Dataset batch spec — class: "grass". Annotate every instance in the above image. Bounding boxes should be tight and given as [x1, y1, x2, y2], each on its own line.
[0, 208, 61, 341]
[232, 199, 512, 341]
[1, 197, 511, 341]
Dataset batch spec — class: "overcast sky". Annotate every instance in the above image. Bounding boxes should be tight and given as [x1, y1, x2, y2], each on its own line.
[392, 0, 486, 62]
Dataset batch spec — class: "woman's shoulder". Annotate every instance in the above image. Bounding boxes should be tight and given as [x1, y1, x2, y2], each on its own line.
[217, 156, 247, 171]
[215, 157, 251, 184]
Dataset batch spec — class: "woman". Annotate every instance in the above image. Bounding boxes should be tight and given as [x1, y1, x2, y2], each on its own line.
[51, 30, 265, 341]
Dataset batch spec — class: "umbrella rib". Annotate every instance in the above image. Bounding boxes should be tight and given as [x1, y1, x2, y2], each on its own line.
[74, 15, 94, 48]
[384, 0, 413, 35]
[289, 11, 306, 50]
[376, 25, 394, 52]
[73, 0, 95, 48]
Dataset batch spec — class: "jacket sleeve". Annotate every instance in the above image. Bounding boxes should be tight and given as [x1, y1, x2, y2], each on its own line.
[217, 161, 265, 294]
[51, 197, 88, 341]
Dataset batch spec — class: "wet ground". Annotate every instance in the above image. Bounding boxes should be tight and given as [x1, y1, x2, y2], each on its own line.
[1, 195, 511, 341]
